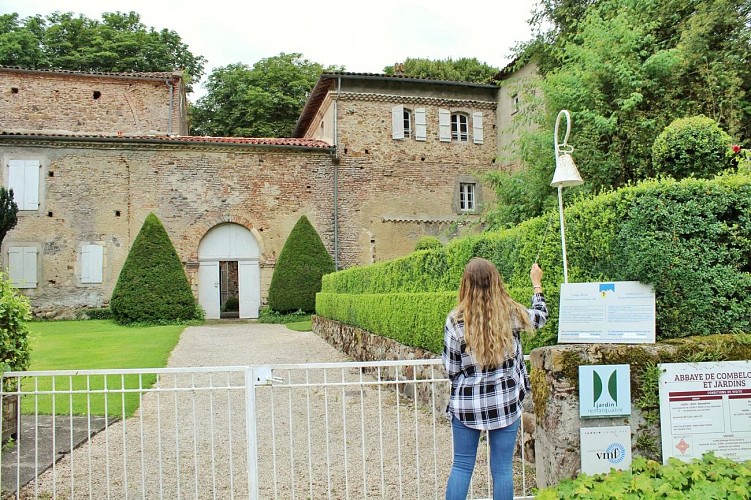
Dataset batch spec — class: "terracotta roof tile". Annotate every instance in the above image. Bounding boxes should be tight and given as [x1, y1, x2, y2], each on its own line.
[0, 65, 182, 80]
[0, 131, 333, 149]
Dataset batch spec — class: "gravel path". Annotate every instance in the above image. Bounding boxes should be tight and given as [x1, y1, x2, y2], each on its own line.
[18, 322, 534, 499]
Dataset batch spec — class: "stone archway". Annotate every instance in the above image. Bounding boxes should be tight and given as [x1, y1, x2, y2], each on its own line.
[197, 223, 260, 319]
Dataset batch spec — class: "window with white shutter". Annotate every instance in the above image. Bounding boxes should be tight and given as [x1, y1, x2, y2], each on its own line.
[7, 246, 37, 288]
[439, 109, 451, 142]
[7, 160, 40, 210]
[472, 112, 484, 145]
[391, 105, 405, 140]
[451, 113, 469, 142]
[415, 108, 427, 141]
[80, 244, 104, 284]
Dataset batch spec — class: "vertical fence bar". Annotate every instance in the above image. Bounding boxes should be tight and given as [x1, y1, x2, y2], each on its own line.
[377, 366, 385, 497]
[121, 373, 128, 499]
[245, 368, 259, 500]
[286, 369, 296, 499]
[156, 373, 164, 499]
[139, 373, 146, 499]
[305, 370, 314, 500]
[226, 372, 235, 499]
[340, 367, 349, 499]
[359, 368, 367, 499]
[209, 372, 217, 500]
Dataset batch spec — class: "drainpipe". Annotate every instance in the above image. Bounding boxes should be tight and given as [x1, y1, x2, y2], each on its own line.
[165, 78, 174, 135]
[333, 76, 341, 270]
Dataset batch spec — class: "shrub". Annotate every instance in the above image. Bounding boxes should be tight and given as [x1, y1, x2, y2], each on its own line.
[110, 213, 198, 324]
[257, 307, 310, 324]
[535, 453, 751, 499]
[268, 216, 335, 313]
[414, 236, 443, 251]
[0, 272, 31, 375]
[223, 296, 239, 312]
[652, 115, 735, 180]
[80, 307, 112, 320]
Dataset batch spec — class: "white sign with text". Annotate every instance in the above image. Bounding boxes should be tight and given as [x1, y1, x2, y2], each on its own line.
[558, 281, 655, 344]
[659, 360, 751, 464]
[579, 365, 631, 418]
[580, 426, 632, 475]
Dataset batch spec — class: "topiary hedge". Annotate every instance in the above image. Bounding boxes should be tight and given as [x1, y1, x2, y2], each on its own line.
[110, 213, 198, 324]
[268, 215, 335, 313]
[316, 286, 559, 355]
[318, 173, 751, 345]
[651, 115, 735, 180]
[414, 236, 443, 251]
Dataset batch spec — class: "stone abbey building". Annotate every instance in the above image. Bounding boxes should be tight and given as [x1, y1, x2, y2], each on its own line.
[0, 64, 535, 319]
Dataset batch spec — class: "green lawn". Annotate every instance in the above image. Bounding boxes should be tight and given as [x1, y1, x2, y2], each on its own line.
[19, 320, 185, 417]
[286, 320, 312, 332]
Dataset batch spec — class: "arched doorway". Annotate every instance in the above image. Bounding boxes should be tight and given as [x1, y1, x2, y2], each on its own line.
[197, 223, 260, 319]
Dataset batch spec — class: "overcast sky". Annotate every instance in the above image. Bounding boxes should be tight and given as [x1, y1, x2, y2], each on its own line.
[2, 0, 540, 101]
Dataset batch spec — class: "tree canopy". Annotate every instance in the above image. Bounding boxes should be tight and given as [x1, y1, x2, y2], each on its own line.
[382, 57, 500, 83]
[488, 0, 751, 227]
[0, 11, 206, 88]
[190, 53, 342, 137]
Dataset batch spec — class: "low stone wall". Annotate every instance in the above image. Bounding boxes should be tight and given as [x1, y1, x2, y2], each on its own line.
[312, 315, 537, 462]
[529, 338, 751, 488]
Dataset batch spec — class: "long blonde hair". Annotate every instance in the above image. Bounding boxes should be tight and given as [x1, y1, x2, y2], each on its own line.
[454, 258, 532, 369]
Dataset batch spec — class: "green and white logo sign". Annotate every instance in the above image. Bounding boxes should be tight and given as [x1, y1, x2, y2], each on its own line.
[579, 364, 631, 417]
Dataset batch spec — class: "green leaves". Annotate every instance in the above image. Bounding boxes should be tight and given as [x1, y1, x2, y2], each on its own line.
[0, 272, 32, 375]
[268, 215, 335, 314]
[536, 452, 751, 498]
[191, 53, 341, 137]
[0, 11, 205, 88]
[110, 213, 198, 324]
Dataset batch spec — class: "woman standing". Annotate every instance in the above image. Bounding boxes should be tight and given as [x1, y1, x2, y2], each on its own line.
[443, 258, 548, 499]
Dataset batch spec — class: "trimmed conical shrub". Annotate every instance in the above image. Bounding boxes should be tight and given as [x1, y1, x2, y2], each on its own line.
[110, 213, 198, 324]
[268, 215, 335, 313]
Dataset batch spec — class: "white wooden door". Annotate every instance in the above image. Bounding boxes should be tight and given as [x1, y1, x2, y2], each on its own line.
[198, 261, 220, 319]
[238, 260, 260, 319]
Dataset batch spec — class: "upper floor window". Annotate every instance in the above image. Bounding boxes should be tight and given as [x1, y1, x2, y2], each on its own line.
[512, 94, 520, 114]
[6, 159, 40, 210]
[439, 109, 484, 144]
[451, 113, 469, 142]
[392, 105, 426, 141]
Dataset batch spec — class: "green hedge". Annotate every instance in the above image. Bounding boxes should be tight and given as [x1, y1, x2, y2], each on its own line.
[317, 173, 751, 342]
[316, 286, 558, 354]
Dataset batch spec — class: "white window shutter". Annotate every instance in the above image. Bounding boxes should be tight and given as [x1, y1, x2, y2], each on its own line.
[8, 246, 37, 288]
[7, 160, 26, 209]
[81, 244, 103, 284]
[439, 109, 451, 142]
[392, 104, 405, 140]
[472, 112, 484, 145]
[23, 160, 40, 210]
[415, 108, 427, 141]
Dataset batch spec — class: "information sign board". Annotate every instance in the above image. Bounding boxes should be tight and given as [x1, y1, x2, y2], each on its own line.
[658, 360, 751, 463]
[579, 365, 631, 417]
[558, 281, 655, 344]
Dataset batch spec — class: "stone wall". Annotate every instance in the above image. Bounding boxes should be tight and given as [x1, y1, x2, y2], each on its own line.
[0, 140, 333, 317]
[528, 340, 751, 488]
[0, 69, 186, 136]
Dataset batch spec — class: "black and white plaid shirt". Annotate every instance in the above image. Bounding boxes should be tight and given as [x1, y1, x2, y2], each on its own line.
[442, 293, 548, 430]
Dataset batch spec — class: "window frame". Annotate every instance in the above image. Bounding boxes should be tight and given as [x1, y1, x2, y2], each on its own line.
[453, 176, 482, 214]
[6, 159, 41, 211]
[451, 113, 470, 142]
[459, 182, 476, 212]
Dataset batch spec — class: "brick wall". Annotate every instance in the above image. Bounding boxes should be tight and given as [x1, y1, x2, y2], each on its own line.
[0, 141, 334, 316]
[0, 69, 186, 136]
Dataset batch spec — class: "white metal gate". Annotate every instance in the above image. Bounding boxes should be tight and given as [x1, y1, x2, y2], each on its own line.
[0, 361, 533, 499]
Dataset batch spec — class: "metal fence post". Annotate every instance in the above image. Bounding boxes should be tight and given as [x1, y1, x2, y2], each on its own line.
[245, 367, 259, 500]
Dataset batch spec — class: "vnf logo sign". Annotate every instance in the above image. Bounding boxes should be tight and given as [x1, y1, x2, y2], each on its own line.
[593, 368, 618, 408]
[597, 442, 627, 464]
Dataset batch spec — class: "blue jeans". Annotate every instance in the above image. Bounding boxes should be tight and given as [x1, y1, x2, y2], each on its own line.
[446, 416, 521, 500]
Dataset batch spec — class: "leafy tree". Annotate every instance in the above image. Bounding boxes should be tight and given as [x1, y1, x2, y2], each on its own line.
[488, 0, 751, 227]
[267, 215, 335, 314]
[0, 187, 18, 249]
[191, 53, 342, 137]
[382, 57, 500, 83]
[110, 213, 198, 324]
[0, 11, 205, 89]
